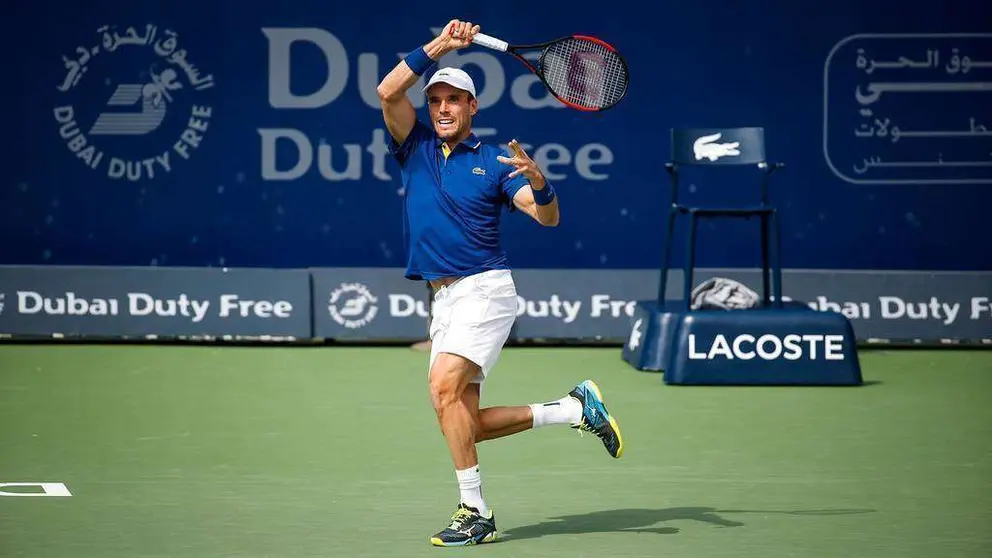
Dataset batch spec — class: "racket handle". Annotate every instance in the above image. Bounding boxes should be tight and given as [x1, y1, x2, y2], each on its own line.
[471, 33, 509, 52]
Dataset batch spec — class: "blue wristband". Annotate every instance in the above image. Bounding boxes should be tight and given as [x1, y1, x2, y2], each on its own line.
[532, 182, 556, 206]
[404, 47, 434, 76]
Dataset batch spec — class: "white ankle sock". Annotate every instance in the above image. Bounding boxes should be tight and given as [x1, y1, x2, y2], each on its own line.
[530, 396, 583, 428]
[456, 465, 488, 516]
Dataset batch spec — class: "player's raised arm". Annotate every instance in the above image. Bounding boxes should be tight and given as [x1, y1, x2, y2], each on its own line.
[501, 140, 560, 227]
[376, 20, 480, 145]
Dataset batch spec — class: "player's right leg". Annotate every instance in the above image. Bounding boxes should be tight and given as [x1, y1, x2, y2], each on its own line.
[426, 277, 502, 547]
[427, 352, 499, 547]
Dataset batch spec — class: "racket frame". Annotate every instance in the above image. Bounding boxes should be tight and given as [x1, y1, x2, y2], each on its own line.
[458, 30, 630, 112]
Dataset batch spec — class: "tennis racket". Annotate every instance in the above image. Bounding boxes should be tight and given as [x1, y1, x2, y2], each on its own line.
[454, 28, 630, 112]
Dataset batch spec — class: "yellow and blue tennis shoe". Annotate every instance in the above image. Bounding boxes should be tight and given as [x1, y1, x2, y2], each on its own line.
[429, 503, 499, 547]
[569, 379, 624, 458]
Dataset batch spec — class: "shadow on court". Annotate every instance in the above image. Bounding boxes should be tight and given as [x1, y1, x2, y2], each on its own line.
[502, 507, 876, 541]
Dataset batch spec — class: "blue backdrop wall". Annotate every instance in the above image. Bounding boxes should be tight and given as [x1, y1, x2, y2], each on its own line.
[4, 0, 990, 272]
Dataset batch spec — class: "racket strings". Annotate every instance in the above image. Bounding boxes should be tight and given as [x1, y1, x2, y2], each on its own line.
[542, 38, 627, 109]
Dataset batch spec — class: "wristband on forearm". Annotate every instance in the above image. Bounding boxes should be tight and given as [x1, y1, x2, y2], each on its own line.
[532, 182, 556, 206]
[404, 46, 434, 76]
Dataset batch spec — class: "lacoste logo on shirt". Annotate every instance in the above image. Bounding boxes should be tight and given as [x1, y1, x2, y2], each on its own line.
[472, 167, 486, 176]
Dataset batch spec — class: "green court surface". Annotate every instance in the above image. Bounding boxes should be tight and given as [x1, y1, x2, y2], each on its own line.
[1, 345, 990, 557]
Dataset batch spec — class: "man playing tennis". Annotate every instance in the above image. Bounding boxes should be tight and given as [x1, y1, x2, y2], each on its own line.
[376, 19, 624, 547]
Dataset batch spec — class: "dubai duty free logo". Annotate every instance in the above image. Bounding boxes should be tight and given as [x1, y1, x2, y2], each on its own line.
[53, 24, 216, 182]
[328, 283, 379, 329]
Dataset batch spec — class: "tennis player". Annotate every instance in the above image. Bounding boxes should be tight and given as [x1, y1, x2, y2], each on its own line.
[376, 19, 624, 547]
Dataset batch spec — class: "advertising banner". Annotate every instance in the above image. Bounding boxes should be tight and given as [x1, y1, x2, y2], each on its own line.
[310, 268, 683, 341]
[1, 265, 987, 344]
[6, 1, 991, 275]
[0, 266, 311, 339]
[310, 267, 992, 344]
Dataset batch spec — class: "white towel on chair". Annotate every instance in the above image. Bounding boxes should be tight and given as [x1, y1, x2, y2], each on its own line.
[690, 277, 760, 310]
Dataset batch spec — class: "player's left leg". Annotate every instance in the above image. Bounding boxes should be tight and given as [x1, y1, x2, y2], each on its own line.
[472, 382, 623, 459]
[445, 269, 623, 454]
[474, 397, 581, 441]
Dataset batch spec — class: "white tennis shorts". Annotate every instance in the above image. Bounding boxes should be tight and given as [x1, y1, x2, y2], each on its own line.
[428, 269, 518, 383]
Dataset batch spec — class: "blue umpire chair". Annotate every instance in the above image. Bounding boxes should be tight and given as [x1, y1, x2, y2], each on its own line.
[657, 127, 784, 311]
[621, 127, 862, 386]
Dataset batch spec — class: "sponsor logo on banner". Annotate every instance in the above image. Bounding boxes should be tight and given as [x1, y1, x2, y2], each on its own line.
[807, 295, 973, 325]
[53, 23, 215, 182]
[688, 334, 847, 361]
[328, 283, 378, 329]
[0, 292, 5, 316]
[385, 292, 633, 323]
[10, 291, 293, 322]
[327, 286, 642, 325]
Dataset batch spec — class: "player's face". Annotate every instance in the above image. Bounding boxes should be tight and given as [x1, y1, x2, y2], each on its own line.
[426, 83, 477, 142]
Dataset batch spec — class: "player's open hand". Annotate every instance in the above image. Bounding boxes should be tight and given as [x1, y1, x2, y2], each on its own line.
[497, 139, 547, 189]
[441, 20, 480, 50]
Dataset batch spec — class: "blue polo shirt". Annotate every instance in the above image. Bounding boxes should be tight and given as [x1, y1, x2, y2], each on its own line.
[389, 120, 530, 281]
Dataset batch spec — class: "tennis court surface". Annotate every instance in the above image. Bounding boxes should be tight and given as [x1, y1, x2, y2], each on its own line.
[2, 345, 990, 557]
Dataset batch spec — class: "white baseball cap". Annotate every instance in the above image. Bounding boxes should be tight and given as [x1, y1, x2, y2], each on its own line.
[423, 67, 477, 98]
